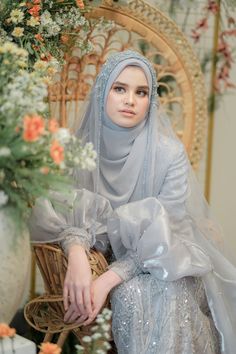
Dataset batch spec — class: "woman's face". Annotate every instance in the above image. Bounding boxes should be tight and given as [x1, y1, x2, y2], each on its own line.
[106, 66, 149, 128]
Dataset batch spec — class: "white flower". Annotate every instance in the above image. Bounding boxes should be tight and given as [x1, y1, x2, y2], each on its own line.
[81, 157, 96, 171]
[91, 325, 99, 332]
[33, 60, 48, 71]
[103, 332, 110, 339]
[95, 350, 106, 354]
[96, 317, 105, 324]
[82, 336, 92, 343]
[27, 17, 40, 27]
[103, 342, 111, 350]
[12, 27, 24, 38]
[55, 128, 71, 144]
[10, 9, 24, 24]
[75, 344, 84, 351]
[45, 22, 61, 37]
[102, 308, 112, 316]
[0, 190, 9, 207]
[41, 10, 53, 26]
[0, 147, 11, 157]
[101, 323, 110, 332]
[91, 332, 102, 340]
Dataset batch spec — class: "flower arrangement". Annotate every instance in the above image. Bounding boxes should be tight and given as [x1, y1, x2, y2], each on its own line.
[0, 0, 93, 69]
[0, 41, 96, 218]
[0, 308, 112, 354]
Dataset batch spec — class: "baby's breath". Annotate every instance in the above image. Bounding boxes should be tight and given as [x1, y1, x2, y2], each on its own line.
[76, 308, 112, 354]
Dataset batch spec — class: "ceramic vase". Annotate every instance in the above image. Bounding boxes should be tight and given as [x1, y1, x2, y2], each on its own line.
[0, 206, 31, 323]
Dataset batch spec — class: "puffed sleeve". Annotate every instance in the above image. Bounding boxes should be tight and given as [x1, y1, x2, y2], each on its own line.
[107, 144, 212, 281]
[29, 189, 112, 254]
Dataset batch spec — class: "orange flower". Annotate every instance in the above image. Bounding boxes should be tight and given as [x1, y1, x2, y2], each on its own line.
[0, 323, 16, 338]
[32, 44, 40, 51]
[35, 34, 44, 42]
[39, 342, 61, 354]
[33, 0, 41, 4]
[50, 140, 64, 165]
[60, 34, 69, 44]
[76, 0, 84, 9]
[41, 53, 53, 62]
[28, 5, 41, 17]
[23, 114, 45, 142]
[40, 166, 50, 175]
[8, 328, 16, 337]
[48, 119, 59, 133]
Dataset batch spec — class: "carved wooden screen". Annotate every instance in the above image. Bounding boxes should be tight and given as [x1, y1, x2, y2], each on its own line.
[48, 0, 207, 170]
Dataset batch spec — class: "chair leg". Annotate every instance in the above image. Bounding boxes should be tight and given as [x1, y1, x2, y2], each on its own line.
[57, 330, 70, 348]
[44, 332, 53, 343]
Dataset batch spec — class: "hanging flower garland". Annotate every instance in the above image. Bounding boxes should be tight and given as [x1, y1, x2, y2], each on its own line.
[190, 0, 236, 94]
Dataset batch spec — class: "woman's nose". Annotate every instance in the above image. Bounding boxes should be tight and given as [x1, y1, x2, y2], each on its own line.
[124, 91, 135, 106]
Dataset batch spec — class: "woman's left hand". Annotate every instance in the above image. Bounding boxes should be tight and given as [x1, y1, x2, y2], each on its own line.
[82, 270, 122, 326]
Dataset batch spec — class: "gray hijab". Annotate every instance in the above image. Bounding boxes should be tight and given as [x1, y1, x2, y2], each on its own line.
[76, 51, 159, 209]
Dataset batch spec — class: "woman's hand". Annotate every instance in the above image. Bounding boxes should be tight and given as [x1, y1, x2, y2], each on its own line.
[63, 244, 92, 323]
[82, 270, 122, 326]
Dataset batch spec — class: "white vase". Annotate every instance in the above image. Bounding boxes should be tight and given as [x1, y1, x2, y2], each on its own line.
[0, 206, 31, 323]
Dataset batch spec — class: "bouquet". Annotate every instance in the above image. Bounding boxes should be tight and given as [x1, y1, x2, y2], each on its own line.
[0, 41, 96, 219]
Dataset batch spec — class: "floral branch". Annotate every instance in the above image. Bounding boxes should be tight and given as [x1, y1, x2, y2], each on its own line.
[191, 0, 236, 94]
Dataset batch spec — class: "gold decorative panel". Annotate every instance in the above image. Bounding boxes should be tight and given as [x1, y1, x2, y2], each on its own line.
[48, 0, 207, 169]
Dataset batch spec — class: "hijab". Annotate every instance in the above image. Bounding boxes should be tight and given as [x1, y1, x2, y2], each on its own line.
[76, 50, 160, 209]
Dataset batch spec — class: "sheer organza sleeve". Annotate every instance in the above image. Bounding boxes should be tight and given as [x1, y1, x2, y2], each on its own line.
[29, 188, 112, 254]
[107, 144, 212, 281]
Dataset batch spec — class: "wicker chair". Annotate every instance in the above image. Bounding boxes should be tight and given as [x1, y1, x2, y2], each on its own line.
[25, 0, 208, 350]
[24, 244, 109, 347]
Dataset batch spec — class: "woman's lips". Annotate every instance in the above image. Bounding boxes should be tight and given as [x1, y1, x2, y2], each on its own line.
[119, 109, 135, 116]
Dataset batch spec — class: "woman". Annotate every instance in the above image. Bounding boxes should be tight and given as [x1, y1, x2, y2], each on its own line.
[30, 50, 236, 353]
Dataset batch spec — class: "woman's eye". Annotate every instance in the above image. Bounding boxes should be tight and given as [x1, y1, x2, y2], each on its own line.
[113, 86, 125, 93]
[137, 90, 148, 97]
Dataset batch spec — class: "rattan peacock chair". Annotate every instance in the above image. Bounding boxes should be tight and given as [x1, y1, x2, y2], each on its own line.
[24, 244, 110, 348]
[24, 0, 208, 350]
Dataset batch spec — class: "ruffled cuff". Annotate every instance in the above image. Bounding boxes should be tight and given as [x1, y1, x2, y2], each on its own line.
[59, 227, 92, 255]
[108, 251, 143, 282]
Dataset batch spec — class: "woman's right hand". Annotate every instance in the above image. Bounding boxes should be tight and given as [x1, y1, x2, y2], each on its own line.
[63, 244, 93, 322]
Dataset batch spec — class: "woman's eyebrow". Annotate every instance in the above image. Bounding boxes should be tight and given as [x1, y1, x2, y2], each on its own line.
[113, 81, 149, 90]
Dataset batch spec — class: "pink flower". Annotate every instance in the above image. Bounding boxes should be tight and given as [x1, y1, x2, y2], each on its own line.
[191, 29, 201, 43]
[206, 0, 219, 14]
[196, 18, 208, 31]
